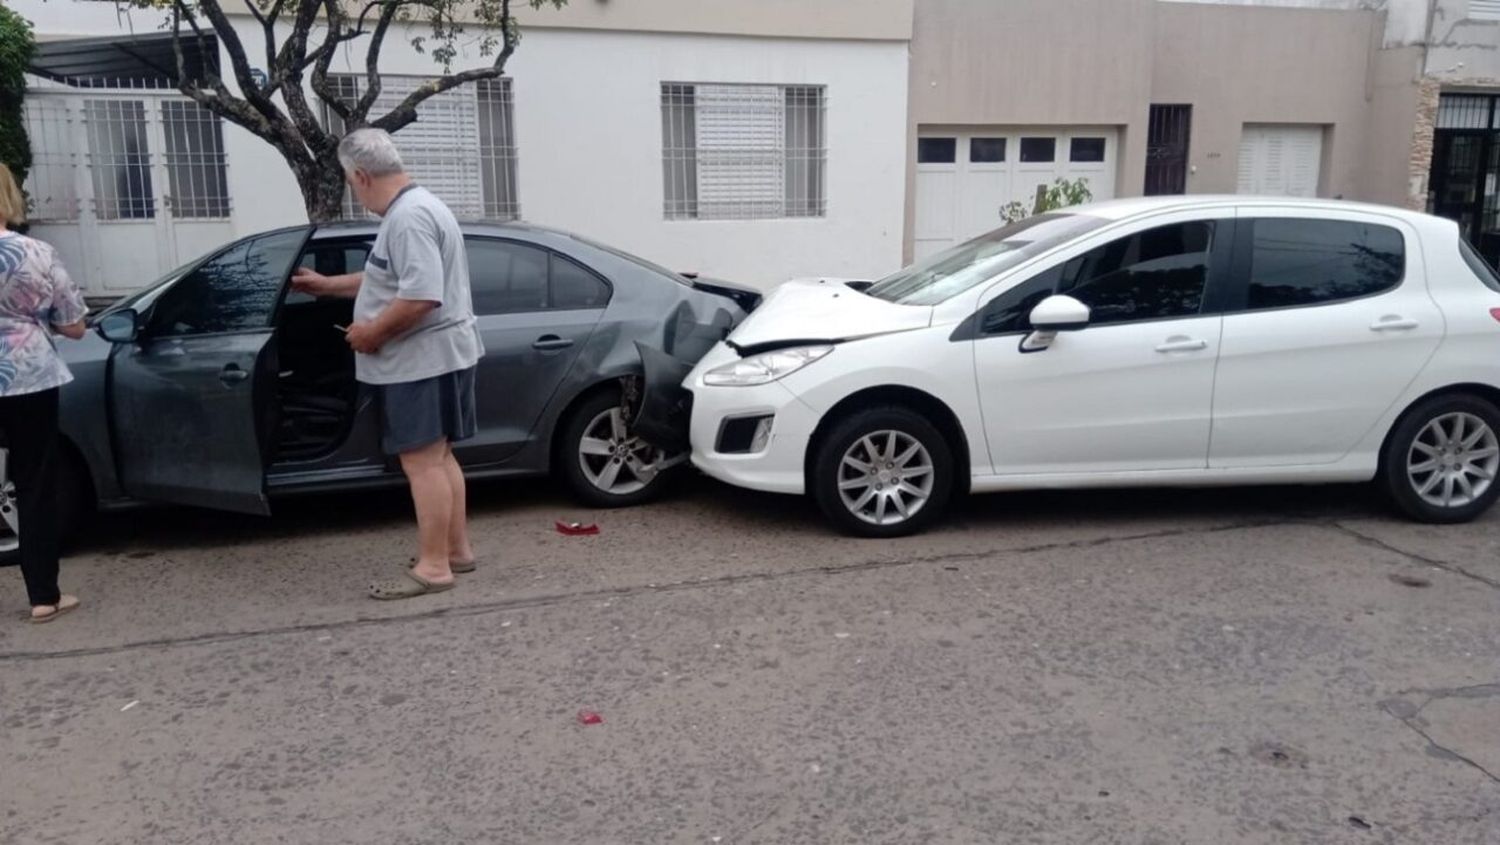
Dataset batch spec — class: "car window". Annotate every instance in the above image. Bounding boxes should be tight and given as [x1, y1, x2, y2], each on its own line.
[1245, 218, 1404, 310]
[148, 229, 306, 336]
[469, 238, 550, 314]
[979, 266, 1063, 335]
[550, 254, 611, 310]
[1460, 239, 1500, 293]
[1057, 221, 1215, 325]
[286, 239, 373, 305]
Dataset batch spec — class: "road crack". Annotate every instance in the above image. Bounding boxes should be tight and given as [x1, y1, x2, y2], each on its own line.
[0, 517, 1286, 663]
[1332, 522, 1500, 591]
[1380, 690, 1500, 786]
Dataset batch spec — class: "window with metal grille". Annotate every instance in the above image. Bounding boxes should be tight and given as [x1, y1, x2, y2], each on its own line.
[661, 83, 826, 220]
[84, 99, 154, 220]
[161, 100, 230, 218]
[1470, 0, 1500, 21]
[21, 95, 82, 222]
[1436, 94, 1500, 130]
[325, 76, 518, 220]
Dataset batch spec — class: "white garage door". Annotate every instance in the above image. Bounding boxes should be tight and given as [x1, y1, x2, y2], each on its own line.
[1237, 125, 1323, 198]
[915, 128, 1118, 260]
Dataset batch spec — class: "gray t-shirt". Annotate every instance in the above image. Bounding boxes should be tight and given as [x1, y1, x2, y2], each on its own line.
[353, 185, 484, 385]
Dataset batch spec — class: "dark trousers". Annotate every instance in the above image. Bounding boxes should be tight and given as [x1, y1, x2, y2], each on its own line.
[0, 388, 62, 607]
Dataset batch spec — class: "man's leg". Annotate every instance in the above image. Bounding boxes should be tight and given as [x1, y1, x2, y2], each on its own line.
[399, 439, 455, 584]
[443, 444, 476, 565]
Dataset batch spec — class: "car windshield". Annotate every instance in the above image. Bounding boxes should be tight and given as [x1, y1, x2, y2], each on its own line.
[865, 213, 1107, 306]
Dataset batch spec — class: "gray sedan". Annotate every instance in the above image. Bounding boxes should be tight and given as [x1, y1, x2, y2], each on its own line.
[0, 222, 754, 564]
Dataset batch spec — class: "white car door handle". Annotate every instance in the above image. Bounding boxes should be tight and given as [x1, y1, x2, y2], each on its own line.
[1371, 316, 1419, 332]
[1155, 337, 1209, 353]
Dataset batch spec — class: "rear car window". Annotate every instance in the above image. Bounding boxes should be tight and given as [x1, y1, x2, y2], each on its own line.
[1245, 218, 1404, 310]
[1460, 239, 1500, 293]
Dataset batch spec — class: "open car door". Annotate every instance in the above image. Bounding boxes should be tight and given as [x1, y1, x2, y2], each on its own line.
[108, 228, 308, 515]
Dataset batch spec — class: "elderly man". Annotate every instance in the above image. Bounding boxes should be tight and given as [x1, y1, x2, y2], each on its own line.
[291, 127, 484, 599]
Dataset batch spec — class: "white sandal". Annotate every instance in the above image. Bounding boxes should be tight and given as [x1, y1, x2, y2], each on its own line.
[30, 594, 80, 624]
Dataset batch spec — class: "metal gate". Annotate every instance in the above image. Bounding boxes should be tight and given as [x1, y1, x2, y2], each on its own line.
[22, 76, 234, 296]
[1429, 94, 1500, 266]
[1144, 104, 1192, 196]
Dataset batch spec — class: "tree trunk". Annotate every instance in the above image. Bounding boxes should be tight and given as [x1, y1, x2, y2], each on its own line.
[294, 151, 351, 223]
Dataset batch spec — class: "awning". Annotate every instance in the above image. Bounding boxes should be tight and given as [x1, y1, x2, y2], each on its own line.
[28, 33, 218, 88]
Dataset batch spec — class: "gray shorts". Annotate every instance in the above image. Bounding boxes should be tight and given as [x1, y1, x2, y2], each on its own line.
[373, 366, 478, 455]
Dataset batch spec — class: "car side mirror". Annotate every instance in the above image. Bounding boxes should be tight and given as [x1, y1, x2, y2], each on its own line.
[1020, 295, 1090, 353]
[96, 309, 141, 344]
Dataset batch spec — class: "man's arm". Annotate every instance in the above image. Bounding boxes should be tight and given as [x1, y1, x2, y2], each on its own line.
[291, 267, 364, 298]
[345, 298, 436, 354]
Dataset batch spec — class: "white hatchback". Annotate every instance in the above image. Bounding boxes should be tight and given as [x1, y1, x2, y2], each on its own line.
[685, 197, 1500, 536]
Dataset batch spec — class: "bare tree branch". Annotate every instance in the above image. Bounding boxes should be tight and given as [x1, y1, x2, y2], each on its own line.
[354, 0, 404, 124]
[370, 0, 515, 133]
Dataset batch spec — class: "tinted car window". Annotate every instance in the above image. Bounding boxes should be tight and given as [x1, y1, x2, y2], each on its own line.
[1058, 222, 1215, 325]
[980, 266, 1063, 335]
[149, 229, 305, 336]
[1246, 219, 1404, 309]
[469, 239, 549, 314]
[285, 239, 372, 306]
[1460, 239, 1500, 293]
[550, 255, 611, 310]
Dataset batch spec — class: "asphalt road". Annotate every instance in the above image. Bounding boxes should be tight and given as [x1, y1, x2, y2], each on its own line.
[2, 476, 1497, 844]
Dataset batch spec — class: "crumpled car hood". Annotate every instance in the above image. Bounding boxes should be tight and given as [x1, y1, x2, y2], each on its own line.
[724, 279, 931, 354]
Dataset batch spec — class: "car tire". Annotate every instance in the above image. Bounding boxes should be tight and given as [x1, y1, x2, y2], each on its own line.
[0, 447, 89, 568]
[812, 406, 954, 538]
[558, 390, 676, 509]
[1381, 393, 1500, 524]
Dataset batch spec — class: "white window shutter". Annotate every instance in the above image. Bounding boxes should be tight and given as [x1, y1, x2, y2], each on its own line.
[1470, 0, 1500, 21]
[1238, 125, 1322, 198]
[694, 84, 785, 219]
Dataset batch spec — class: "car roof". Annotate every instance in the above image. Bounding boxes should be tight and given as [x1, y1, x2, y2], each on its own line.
[310, 219, 585, 241]
[1067, 194, 1434, 224]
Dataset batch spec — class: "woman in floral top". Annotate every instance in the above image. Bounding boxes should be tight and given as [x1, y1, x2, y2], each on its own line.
[0, 163, 88, 623]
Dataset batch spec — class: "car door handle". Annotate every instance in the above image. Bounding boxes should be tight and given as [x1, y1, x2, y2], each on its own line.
[1154, 337, 1208, 353]
[532, 335, 575, 351]
[219, 364, 250, 385]
[1370, 315, 1419, 332]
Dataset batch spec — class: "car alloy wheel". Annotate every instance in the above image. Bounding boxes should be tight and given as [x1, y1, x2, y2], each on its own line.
[0, 448, 17, 556]
[1406, 411, 1500, 509]
[577, 407, 666, 496]
[837, 430, 936, 526]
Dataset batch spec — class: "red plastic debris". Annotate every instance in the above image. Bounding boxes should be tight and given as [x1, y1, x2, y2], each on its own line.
[577, 710, 604, 726]
[556, 521, 600, 536]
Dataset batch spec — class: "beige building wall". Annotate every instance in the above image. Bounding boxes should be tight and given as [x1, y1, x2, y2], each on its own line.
[1151, 2, 1384, 199]
[905, 0, 1156, 261]
[512, 0, 914, 40]
[905, 0, 1428, 259]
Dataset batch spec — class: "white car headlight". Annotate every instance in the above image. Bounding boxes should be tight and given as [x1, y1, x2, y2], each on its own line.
[703, 345, 834, 387]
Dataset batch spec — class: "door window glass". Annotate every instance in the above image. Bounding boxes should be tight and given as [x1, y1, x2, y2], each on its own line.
[469, 239, 549, 314]
[550, 255, 611, 310]
[918, 138, 957, 164]
[970, 138, 1006, 163]
[1057, 222, 1215, 325]
[1246, 218, 1405, 309]
[149, 229, 306, 336]
[1020, 137, 1056, 163]
[1070, 137, 1106, 163]
[980, 266, 1063, 335]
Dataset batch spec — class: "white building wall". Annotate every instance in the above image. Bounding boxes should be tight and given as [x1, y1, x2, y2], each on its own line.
[17, 1, 909, 291]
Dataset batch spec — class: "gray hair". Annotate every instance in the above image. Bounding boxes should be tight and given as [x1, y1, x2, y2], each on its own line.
[337, 127, 405, 177]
